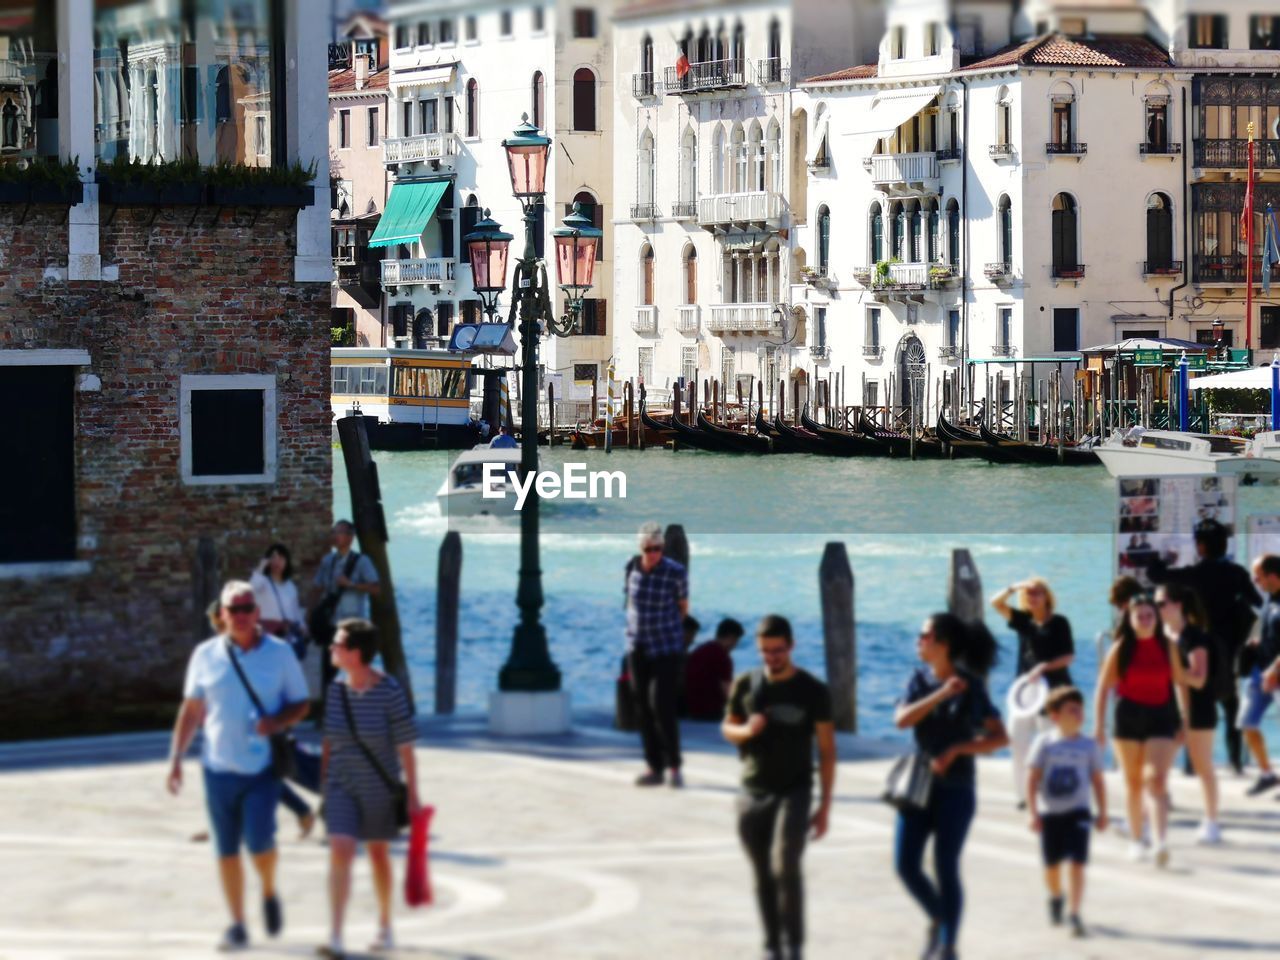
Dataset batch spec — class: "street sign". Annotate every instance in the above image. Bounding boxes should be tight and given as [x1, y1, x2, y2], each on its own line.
[1133, 349, 1163, 365]
[1187, 355, 1207, 371]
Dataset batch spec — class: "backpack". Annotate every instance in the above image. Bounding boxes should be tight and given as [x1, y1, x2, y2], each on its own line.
[308, 551, 361, 646]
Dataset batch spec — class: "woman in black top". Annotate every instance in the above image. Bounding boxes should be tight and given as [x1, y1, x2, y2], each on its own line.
[1157, 583, 1221, 845]
[895, 613, 1009, 960]
[992, 578, 1075, 808]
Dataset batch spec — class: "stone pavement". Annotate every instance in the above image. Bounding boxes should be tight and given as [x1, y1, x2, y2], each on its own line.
[3, 712, 1280, 960]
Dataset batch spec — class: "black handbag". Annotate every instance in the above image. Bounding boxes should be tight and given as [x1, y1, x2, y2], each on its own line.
[308, 551, 362, 646]
[225, 640, 297, 781]
[881, 751, 935, 812]
[340, 684, 410, 830]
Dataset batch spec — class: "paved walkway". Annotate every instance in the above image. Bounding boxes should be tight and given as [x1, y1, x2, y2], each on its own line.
[3, 712, 1280, 959]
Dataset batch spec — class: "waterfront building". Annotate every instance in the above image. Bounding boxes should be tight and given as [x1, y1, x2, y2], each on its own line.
[0, 0, 331, 736]
[609, 0, 883, 404]
[329, 12, 392, 347]
[381, 0, 615, 407]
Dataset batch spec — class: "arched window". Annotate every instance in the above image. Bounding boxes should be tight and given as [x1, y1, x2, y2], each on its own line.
[946, 198, 960, 267]
[697, 26, 711, 64]
[574, 189, 603, 261]
[1049, 82, 1076, 150]
[996, 86, 1012, 147]
[413, 309, 433, 349]
[925, 198, 940, 262]
[683, 245, 697, 304]
[1147, 193, 1174, 271]
[573, 68, 596, 131]
[715, 21, 727, 62]
[730, 123, 746, 192]
[748, 121, 764, 191]
[1, 101, 18, 149]
[460, 192, 481, 238]
[640, 244, 655, 305]
[732, 21, 745, 73]
[531, 71, 544, 129]
[817, 205, 831, 272]
[870, 202, 884, 263]
[766, 119, 783, 192]
[679, 126, 697, 206]
[465, 78, 479, 138]
[909, 202, 923, 262]
[893, 201, 907, 260]
[998, 195, 1013, 267]
[1052, 193, 1079, 272]
[712, 125, 726, 194]
[768, 18, 782, 61]
[637, 129, 655, 211]
[641, 34, 654, 77]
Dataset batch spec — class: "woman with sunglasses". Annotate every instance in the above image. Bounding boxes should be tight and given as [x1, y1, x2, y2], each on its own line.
[1094, 595, 1187, 866]
[895, 613, 1009, 960]
[992, 578, 1075, 808]
[1156, 583, 1222, 844]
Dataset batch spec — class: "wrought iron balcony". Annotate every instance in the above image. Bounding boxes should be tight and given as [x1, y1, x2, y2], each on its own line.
[1194, 254, 1256, 285]
[1195, 139, 1280, 170]
[989, 143, 1015, 160]
[991, 344, 1017, 357]
[663, 59, 747, 95]
[1140, 142, 1182, 156]
[383, 133, 461, 168]
[756, 57, 789, 87]
[862, 344, 884, 358]
[671, 200, 697, 220]
[630, 203, 660, 221]
[1051, 264, 1086, 280]
[938, 345, 960, 360]
[706, 303, 780, 333]
[984, 261, 1012, 282]
[1143, 260, 1183, 277]
[632, 73, 656, 98]
[936, 148, 962, 162]
[632, 305, 658, 334]
[381, 258, 455, 287]
[810, 344, 830, 359]
[1046, 142, 1088, 157]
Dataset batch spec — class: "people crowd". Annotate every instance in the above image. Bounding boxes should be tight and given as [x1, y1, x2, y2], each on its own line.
[164, 515, 1280, 959]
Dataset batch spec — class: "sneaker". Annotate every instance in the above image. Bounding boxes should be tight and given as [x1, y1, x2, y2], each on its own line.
[1048, 896, 1064, 926]
[217, 923, 248, 952]
[669, 769, 684, 789]
[634, 770, 664, 787]
[920, 921, 939, 960]
[1246, 771, 1279, 796]
[263, 894, 283, 937]
[1196, 820, 1223, 845]
[1154, 843, 1170, 868]
[316, 936, 344, 959]
[1127, 841, 1149, 863]
[1016, 800, 1027, 812]
[369, 925, 394, 952]
[1069, 915, 1086, 938]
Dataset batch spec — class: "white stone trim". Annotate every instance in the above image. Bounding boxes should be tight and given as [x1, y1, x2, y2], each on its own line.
[0, 349, 92, 366]
[0, 560, 92, 580]
[179, 374, 278, 486]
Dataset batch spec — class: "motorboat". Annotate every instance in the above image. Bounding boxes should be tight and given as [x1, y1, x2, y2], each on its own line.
[435, 447, 526, 517]
[1096, 428, 1280, 483]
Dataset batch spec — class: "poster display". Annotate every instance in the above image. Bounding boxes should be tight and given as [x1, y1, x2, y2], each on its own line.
[1116, 476, 1238, 587]
[1247, 514, 1280, 564]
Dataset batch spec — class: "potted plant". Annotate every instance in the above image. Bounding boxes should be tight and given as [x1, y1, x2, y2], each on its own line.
[0, 157, 84, 205]
[206, 160, 316, 208]
[97, 156, 205, 206]
[798, 265, 818, 281]
[873, 260, 896, 288]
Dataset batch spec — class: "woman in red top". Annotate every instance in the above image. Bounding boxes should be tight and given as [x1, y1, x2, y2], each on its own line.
[1094, 595, 1186, 868]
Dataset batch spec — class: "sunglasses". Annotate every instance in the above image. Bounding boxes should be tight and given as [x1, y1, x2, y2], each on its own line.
[226, 603, 256, 616]
[642, 546, 663, 554]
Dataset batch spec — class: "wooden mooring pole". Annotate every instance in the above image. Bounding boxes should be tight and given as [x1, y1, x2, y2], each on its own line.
[820, 542, 857, 733]
[664, 524, 689, 572]
[946, 548, 984, 627]
[435, 531, 462, 714]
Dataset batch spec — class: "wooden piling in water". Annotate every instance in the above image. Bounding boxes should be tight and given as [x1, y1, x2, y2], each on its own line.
[435, 531, 462, 715]
[625, 380, 635, 449]
[638, 383, 647, 451]
[820, 542, 857, 733]
[547, 384, 556, 446]
[946, 548, 984, 626]
[664, 524, 689, 572]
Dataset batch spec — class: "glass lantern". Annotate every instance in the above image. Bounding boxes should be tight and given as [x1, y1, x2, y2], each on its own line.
[501, 115, 552, 201]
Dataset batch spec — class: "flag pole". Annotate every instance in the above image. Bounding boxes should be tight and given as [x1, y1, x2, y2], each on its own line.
[1246, 122, 1256, 354]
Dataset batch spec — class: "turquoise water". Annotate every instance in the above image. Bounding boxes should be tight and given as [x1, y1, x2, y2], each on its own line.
[334, 448, 1280, 741]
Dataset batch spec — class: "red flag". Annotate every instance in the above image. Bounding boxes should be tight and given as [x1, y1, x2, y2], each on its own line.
[676, 53, 690, 79]
[1242, 178, 1254, 242]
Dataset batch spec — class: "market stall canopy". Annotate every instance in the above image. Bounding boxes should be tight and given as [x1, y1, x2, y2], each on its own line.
[1187, 366, 1275, 391]
[1080, 337, 1208, 354]
[367, 180, 449, 248]
[844, 86, 943, 158]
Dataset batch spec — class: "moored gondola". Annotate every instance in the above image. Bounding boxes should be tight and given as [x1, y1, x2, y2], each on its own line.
[697, 411, 773, 453]
[857, 412, 944, 458]
[799, 410, 888, 456]
[936, 413, 1026, 463]
[975, 419, 1101, 466]
[760, 410, 841, 455]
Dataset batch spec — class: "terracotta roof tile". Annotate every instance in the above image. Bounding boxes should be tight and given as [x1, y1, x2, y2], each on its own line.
[804, 63, 878, 84]
[965, 33, 1171, 71]
[328, 67, 389, 94]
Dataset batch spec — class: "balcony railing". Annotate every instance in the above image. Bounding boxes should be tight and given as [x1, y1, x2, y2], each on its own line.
[671, 200, 697, 220]
[991, 344, 1017, 357]
[707, 303, 780, 333]
[862, 344, 884, 358]
[632, 73, 656, 98]
[869, 152, 939, 185]
[630, 202, 660, 221]
[1143, 260, 1183, 277]
[1051, 264, 1086, 280]
[810, 344, 830, 359]
[938, 345, 961, 360]
[697, 191, 785, 227]
[984, 261, 1012, 282]
[989, 143, 1015, 159]
[1140, 142, 1182, 156]
[383, 133, 462, 167]
[663, 59, 747, 95]
[676, 304, 699, 334]
[1046, 142, 1088, 156]
[756, 57, 789, 87]
[381, 257, 455, 286]
[935, 147, 962, 162]
[632, 305, 658, 334]
[872, 263, 928, 295]
[1194, 255, 1256, 284]
[1196, 139, 1280, 170]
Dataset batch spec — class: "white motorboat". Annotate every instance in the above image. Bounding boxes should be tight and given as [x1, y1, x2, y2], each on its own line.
[1096, 428, 1280, 483]
[436, 447, 526, 517]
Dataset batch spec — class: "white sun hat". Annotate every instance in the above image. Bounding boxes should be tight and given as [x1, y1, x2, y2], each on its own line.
[1007, 673, 1050, 720]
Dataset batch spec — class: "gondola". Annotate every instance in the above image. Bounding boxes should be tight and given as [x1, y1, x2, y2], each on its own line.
[799, 411, 888, 456]
[935, 413, 1026, 463]
[696, 410, 773, 453]
[758, 409, 838, 455]
[977, 420, 1101, 466]
[857, 412, 944, 458]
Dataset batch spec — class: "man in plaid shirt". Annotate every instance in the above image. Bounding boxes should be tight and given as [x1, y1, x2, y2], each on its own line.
[626, 522, 690, 787]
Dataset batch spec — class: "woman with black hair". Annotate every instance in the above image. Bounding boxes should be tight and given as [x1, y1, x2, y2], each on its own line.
[251, 543, 308, 658]
[1094, 595, 1186, 867]
[894, 613, 1009, 960]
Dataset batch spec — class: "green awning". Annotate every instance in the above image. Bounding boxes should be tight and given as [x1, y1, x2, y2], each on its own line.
[367, 180, 449, 248]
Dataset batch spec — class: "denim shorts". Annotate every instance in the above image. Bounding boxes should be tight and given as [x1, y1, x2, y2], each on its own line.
[203, 766, 282, 858]
[1238, 668, 1278, 731]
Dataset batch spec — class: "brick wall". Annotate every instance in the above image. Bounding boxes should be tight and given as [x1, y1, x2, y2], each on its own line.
[0, 204, 332, 738]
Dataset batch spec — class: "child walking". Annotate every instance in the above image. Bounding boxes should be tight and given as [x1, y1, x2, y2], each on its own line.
[1027, 686, 1107, 938]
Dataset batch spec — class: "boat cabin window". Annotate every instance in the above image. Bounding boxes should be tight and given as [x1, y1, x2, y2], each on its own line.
[454, 462, 487, 486]
[332, 364, 389, 396]
[1140, 436, 1190, 451]
[392, 365, 468, 399]
[1207, 435, 1245, 453]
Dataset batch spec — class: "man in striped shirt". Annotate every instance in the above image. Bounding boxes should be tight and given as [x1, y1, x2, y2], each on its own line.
[625, 523, 690, 787]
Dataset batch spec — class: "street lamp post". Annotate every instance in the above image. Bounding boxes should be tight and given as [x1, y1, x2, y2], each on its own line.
[463, 115, 602, 729]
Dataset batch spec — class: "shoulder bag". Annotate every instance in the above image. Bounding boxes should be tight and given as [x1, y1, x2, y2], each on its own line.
[339, 684, 410, 830]
[308, 551, 361, 646]
[225, 640, 297, 780]
[881, 751, 935, 813]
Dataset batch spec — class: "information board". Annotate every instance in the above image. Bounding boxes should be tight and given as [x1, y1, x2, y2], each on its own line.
[1115, 475, 1238, 587]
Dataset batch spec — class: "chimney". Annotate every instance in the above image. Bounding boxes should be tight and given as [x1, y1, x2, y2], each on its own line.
[354, 54, 368, 90]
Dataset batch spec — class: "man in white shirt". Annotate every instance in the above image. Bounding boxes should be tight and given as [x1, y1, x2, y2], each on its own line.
[167, 580, 310, 952]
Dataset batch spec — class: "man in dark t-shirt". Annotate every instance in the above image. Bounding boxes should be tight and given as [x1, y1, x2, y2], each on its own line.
[684, 618, 744, 721]
[723, 615, 835, 960]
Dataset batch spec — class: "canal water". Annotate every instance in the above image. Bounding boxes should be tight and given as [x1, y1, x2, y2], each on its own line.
[334, 448, 1280, 743]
